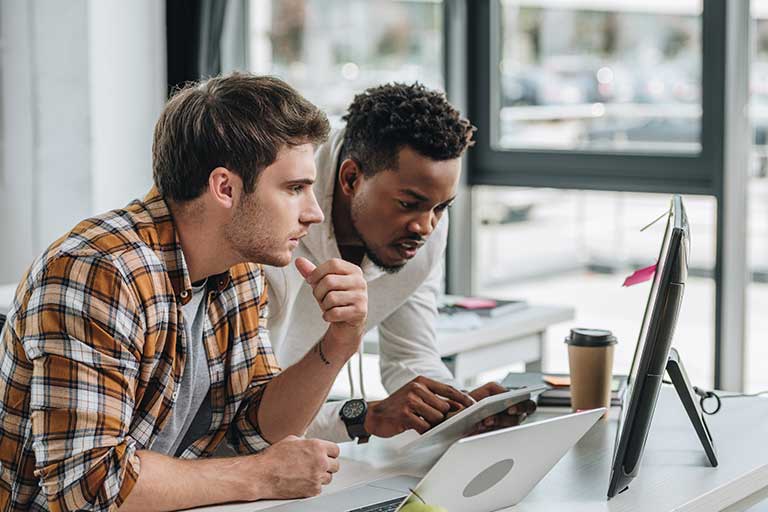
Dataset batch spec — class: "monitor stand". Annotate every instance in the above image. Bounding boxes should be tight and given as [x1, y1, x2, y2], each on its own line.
[665, 347, 718, 467]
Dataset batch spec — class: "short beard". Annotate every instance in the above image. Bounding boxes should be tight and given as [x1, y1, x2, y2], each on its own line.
[349, 201, 406, 275]
[224, 191, 287, 267]
[363, 244, 406, 274]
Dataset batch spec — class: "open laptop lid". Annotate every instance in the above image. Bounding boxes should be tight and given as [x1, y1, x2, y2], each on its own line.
[398, 408, 604, 512]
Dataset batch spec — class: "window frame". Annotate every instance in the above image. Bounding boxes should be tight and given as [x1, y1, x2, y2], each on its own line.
[467, 0, 726, 195]
[461, 0, 751, 391]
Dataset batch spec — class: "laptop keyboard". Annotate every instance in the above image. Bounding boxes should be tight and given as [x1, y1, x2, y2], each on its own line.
[346, 496, 406, 512]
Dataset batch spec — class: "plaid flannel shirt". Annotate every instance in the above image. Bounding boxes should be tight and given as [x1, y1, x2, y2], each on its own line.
[0, 189, 281, 511]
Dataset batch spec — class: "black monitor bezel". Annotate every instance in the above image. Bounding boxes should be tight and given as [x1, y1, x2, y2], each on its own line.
[607, 195, 689, 498]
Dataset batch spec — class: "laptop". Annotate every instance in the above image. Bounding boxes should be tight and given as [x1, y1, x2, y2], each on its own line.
[264, 408, 604, 512]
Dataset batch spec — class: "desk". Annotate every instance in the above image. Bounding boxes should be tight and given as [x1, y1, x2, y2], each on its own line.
[363, 304, 575, 387]
[195, 387, 768, 511]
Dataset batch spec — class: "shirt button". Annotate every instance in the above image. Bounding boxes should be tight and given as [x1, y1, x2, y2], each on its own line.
[180, 290, 189, 299]
[172, 391, 178, 400]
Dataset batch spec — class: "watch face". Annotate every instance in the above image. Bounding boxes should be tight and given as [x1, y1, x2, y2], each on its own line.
[342, 400, 366, 419]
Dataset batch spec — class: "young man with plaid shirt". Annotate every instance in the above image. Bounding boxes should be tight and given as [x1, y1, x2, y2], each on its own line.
[0, 74, 367, 511]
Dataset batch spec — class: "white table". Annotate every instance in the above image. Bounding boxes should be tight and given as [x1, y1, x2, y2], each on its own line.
[195, 387, 768, 511]
[363, 304, 575, 387]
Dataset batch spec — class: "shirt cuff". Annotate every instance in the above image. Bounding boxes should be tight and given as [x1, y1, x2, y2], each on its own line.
[304, 401, 355, 443]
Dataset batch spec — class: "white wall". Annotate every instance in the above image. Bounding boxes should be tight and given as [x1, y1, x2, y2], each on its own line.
[89, 0, 165, 213]
[0, 0, 166, 283]
[0, 0, 36, 283]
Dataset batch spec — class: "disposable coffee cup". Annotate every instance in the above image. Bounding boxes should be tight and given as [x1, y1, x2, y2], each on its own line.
[565, 328, 617, 416]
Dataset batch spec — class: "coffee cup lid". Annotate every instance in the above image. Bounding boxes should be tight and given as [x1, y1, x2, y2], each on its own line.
[564, 328, 617, 347]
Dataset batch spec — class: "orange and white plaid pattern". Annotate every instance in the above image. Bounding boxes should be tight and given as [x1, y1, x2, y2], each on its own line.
[0, 188, 281, 511]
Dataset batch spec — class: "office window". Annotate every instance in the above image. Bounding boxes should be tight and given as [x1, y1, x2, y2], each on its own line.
[247, 0, 444, 122]
[496, 1, 703, 153]
[747, 2, 768, 393]
[473, 188, 716, 387]
[246, 0, 445, 401]
[469, 1, 723, 195]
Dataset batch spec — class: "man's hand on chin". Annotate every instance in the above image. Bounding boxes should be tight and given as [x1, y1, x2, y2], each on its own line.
[467, 381, 537, 435]
[296, 256, 368, 359]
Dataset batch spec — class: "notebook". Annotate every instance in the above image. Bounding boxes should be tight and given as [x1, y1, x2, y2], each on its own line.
[439, 296, 528, 318]
[502, 372, 627, 407]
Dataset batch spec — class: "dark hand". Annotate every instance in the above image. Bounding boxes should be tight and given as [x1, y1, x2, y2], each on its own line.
[363, 376, 474, 438]
[468, 382, 537, 435]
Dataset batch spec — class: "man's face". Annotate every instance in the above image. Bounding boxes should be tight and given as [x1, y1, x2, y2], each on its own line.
[225, 143, 324, 267]
[349, 146, 461, 273]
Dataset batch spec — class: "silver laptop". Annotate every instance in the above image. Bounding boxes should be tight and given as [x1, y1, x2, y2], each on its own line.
[264, 408, 604, 512]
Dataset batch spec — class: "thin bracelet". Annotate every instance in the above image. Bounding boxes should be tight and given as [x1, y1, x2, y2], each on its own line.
[316, 337, 331, 366]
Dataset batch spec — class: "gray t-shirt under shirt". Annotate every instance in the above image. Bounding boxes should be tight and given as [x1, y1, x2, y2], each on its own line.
[151, 280, 213, 456]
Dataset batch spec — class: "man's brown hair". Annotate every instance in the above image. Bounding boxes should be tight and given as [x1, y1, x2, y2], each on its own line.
[153, 73, 330, 202]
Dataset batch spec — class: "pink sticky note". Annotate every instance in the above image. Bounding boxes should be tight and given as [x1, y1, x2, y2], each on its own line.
[455, 297, 497, 309]
[623, 264, 657, 287]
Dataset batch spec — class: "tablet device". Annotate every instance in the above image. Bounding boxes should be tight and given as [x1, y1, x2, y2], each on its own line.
[398, 384, 548, 452]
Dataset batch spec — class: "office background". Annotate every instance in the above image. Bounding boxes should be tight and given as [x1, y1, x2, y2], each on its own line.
[0, 0, 763, 394]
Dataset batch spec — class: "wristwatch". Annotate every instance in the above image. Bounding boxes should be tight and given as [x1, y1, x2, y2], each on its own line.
[340, 399, 370, 444]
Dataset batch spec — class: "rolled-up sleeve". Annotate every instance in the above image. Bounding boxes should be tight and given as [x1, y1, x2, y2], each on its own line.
[21, 255, 143, 511]
[228, 384, 271, 454]
[227, 270, 281, 454]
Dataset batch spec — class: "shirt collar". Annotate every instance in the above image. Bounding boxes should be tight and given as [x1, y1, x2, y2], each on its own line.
[140, 188, 231, 305]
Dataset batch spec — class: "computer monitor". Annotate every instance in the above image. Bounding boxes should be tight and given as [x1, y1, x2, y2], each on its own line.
[607, 195, 690, 498]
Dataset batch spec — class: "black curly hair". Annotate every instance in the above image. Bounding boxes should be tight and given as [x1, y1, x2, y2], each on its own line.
[341, 82, 475, 176]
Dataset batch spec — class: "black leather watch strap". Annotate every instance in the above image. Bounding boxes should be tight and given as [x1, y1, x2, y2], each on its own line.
[346, 422, 370, 443]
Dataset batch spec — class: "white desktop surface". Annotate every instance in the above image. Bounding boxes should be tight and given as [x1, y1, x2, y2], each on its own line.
[192, 387, 768, 512]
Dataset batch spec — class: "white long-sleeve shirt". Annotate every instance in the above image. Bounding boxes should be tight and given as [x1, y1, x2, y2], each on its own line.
[264, 128, 457, 442]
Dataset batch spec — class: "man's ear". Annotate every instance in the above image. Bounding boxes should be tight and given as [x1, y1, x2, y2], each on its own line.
[208, 167, 239, 209]
[338, 159, 363, 196]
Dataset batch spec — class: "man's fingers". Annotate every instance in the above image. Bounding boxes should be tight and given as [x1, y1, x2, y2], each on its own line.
[320, 290, 362, 311]
[303, 258, 359, 286]
[414, 386, 452, 415]
[295, 257, 317, 280]
[407, 413, 433, 434]
[421, 379, 474, 408]
[323, 305, 364, 323]
[327, 457, 340, 473]
[312, 275, 359, 304]
[446, 399, 467, 411]
[506, 399, 537, 416]
[410, 398, 447, 425]
[470, 381, 506, 401]
[323, 441, 341, 458]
